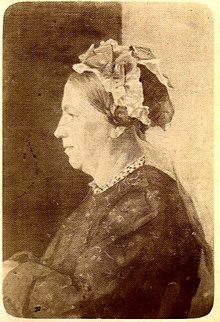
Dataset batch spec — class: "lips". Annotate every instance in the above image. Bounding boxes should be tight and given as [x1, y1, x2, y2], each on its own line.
[63, 146, 73, 149]
[64, 147, 73, 156]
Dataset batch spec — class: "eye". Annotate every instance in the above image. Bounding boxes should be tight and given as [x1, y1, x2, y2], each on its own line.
[67, 112, 79, 119]
[63, 105, 80, 118]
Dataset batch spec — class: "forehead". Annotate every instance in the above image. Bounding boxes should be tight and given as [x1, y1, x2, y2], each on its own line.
[61, 81, 85, 115]
[61, 80, 108, 123]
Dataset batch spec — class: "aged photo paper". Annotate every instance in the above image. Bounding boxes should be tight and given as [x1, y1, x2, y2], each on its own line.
[1, 0, 219, 321]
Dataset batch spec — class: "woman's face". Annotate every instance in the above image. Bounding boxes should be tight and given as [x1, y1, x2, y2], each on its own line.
[54, 80, 111, 175]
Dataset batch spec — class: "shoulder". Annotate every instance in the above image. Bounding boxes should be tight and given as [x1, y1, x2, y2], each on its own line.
[124, 164, 178, 196]
[95, 164, 180, 208]
[143, 164, 176, 187]
[100, 165, 179, 227]
[110, 164, 191, 229]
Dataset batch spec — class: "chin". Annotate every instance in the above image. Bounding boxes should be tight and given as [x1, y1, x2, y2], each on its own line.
[68, 155, 94, 177]
[81, 166, 92, 177]
[68, 156, 83, 170]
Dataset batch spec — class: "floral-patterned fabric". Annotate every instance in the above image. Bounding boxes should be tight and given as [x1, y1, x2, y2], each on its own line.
[3, 165, 203, 318]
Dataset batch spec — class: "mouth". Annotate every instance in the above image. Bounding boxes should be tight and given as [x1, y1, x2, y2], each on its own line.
[64, 147, 73, 156]
[64, 146, 73, 149]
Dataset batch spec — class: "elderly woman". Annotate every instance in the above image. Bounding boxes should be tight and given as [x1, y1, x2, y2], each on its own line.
[3, 40, 212, 318]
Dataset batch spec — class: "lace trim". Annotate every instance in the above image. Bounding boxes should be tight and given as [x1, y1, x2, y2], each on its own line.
[89, 156, 145, 194]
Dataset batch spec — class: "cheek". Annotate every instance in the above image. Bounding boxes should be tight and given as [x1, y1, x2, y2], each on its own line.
[69, 118, 84, 143]
[83, 122, 107, 151]
[84, 120, 99, 133]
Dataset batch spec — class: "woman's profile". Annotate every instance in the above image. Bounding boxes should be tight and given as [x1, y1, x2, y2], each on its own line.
[3, 39, 213, 318]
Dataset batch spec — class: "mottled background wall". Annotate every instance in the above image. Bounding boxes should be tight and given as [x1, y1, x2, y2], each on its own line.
[122, 2, 213, 245]
[3, 1, 122, 259]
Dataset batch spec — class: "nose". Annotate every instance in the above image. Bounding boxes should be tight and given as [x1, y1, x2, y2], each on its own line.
[54, 114, 70, 138]
[54, 125, 68, 139]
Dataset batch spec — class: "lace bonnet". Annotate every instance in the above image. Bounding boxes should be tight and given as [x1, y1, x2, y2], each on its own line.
[72, 39, 173, 136]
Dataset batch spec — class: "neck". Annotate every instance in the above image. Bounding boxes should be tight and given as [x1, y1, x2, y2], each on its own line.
[92, 126, 145, 187]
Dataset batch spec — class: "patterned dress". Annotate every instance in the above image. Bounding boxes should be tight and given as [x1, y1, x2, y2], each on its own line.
[3, 162, 208, 318]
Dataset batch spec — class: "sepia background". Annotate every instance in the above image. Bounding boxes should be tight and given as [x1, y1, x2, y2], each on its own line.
[3, 1, 213, 264]
[3, 1, 122, 259]
[122, 2, 213, 245]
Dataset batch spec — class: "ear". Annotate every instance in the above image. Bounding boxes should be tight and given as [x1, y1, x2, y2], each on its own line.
[114, 106, 130, 125]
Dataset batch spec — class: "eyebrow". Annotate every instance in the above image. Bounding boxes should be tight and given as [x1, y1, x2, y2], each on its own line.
[62, 104, 80, 115]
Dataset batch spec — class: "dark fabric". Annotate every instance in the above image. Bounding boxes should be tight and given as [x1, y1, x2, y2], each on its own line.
[3, 165, 202, 318]
[139, 64, 174, 129]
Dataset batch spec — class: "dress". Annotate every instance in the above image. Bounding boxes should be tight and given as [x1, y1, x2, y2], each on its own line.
[3, 160, 209, 318]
